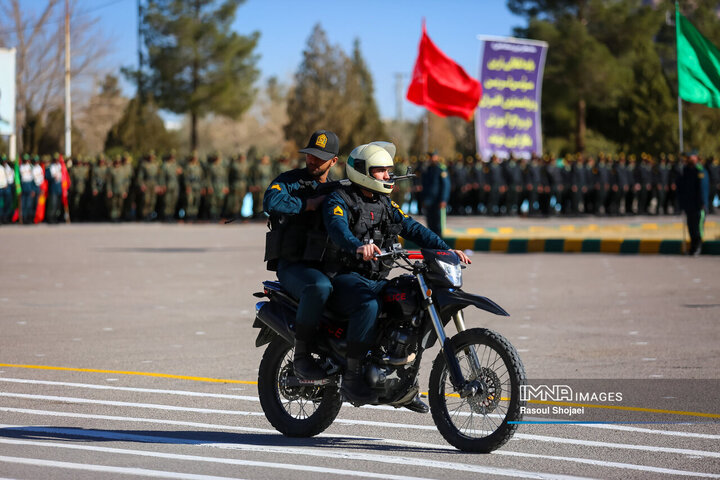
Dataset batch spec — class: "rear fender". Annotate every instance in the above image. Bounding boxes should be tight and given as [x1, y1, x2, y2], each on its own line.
[254, 300, 295, 347]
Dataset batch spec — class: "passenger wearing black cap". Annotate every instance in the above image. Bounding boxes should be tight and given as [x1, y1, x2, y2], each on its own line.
[263, 129, 340, 380]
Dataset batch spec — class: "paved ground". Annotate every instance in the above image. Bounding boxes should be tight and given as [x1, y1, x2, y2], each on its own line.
[1, 223, 719, 479]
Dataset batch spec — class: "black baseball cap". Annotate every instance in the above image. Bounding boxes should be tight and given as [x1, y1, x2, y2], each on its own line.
[299, 130, 339, 161]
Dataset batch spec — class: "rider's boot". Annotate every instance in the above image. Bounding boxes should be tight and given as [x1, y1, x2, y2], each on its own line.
[403, 394, 429, 413]
[293, 325, 326, 380]
[341, 356, 376, 405]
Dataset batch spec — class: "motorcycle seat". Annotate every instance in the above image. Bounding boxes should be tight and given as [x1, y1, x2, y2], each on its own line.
[262, 280, 348, 324]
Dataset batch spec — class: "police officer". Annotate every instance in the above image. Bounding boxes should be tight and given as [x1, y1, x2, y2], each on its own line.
[263, 129, 340, 381]
[706, 156, 719, 214]
[323, 141, 470, 408]
[678, 152, 710, 256]
[421, 150, 450, 233]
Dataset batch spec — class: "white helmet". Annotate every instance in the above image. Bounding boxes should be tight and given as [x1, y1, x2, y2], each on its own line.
[346, 141, 397, 194]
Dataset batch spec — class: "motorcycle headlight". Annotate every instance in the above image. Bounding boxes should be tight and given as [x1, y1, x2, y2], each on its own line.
[436, 259, 462, 288]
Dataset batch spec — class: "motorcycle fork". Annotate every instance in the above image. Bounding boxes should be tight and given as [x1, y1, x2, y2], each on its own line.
[453, 310, 483, 376]
[418, 274, 470, 395]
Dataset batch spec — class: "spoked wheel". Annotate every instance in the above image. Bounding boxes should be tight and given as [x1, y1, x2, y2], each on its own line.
[429, 328, 526, 452]
[257, 337, 342, 437]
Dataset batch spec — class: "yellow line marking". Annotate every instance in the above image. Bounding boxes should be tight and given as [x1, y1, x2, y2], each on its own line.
[528, 399, 720, 419]
[5, 364, 719, 419]
[0, 364, 256, 385]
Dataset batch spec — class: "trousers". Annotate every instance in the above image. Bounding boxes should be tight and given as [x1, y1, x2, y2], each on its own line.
[276, 259, 333, 330]
[327, 271, 387, 356]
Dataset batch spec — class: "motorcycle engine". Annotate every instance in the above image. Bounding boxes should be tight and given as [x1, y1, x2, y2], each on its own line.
[366, 320, 422, 403]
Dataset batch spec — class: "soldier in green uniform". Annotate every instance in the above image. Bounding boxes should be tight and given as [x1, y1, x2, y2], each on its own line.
[121, 152, 135, 220]
[159, 151, 182, 221]
[69, 156, 89, 221]
[226, 153, 250, 220]
[90, 155, 110, 221]
[207, 153, 229, 220]
[249, 154, 274, 218]
[136, 151, 160, 221]
[183, 151, 205, 222]
[107, 155, 130, 222]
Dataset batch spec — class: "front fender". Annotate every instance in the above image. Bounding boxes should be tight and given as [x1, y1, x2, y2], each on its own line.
[434, 289, 510, 317]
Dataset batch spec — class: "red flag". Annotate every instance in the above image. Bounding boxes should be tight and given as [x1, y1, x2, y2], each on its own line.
[59, 154, 71, 208]
[34, 164, 47, 224]
[407, 21, 482, 121]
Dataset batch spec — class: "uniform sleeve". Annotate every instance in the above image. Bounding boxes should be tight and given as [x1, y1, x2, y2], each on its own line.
[324, 193, 363, 253]
[263, 174, 305, 215]
[391, 201, 450, 250]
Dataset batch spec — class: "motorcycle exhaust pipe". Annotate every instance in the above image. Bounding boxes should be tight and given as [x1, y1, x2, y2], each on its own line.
[255, 301, 295, 345]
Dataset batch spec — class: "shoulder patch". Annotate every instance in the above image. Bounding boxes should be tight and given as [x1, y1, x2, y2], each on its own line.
[270, 184, 281, 191]
[333, 205, 344, 216]
[391, 200, 408, 218]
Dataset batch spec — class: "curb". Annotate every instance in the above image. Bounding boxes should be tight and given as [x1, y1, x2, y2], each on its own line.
[404, 238, 720, 255]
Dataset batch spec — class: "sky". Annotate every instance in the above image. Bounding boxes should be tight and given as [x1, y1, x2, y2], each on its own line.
[23, 0, 524, 122]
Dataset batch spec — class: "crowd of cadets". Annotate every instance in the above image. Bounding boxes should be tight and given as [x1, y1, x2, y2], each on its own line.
[407, 152, 720, 217]
[1, 150, 718, 224]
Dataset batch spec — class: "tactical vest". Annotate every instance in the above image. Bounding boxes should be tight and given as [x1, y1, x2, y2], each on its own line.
[324, 187, 401, 280]
[264, 177, 332, 272]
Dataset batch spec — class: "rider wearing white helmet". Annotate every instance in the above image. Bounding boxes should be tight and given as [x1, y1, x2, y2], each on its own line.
[323, 141, 470, 407]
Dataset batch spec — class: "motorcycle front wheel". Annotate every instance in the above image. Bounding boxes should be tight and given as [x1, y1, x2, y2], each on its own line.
[257, 337, 343, 437]
[429, 327, 526, 452]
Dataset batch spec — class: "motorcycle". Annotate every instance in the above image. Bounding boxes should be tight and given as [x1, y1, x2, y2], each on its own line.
[252, 243, 526, 452]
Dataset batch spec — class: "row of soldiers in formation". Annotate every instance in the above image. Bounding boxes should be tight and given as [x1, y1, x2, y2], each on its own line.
[1, 150, 719, 224]
[406, 152, 720, 217]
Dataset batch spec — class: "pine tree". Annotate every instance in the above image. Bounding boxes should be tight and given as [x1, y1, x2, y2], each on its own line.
[344, 39, 386, 151]
[140, 0, 260, 150]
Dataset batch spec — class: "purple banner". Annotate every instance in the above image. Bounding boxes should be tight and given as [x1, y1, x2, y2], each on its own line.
[476, 37, 548, 160]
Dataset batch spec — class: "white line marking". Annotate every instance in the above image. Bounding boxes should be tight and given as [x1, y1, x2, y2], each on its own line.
[0, 455, 244, 480]
[2, 377, 718, 439]
[0, 434, 589, 480]
[0, 392, 266, 417]
[3, 406, 718, 460]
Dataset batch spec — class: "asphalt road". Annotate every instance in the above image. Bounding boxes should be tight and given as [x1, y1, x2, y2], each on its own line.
[1, 222, 719, 479]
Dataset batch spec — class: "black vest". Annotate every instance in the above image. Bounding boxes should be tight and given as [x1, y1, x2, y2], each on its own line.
[325, 187, 402, 280]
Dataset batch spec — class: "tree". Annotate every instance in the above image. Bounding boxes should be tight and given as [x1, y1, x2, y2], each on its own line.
[140, 0, 260, 150]
[344, 39, 386, 150]
[105, 97, 176, 156]
[179, 76, 291, 157]
[285, 26, 387, 156]
[285, 25, 354, 154]
[75, 74, 128, 155]
[513, 2, 630, 153]
[408, 113, 456, 159]
[0, 0, 111, 153]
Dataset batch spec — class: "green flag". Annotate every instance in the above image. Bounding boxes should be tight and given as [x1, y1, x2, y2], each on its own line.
[676, 5, 720, 108]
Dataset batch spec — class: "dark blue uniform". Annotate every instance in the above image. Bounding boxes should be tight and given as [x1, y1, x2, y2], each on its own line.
[678, 162, 710, 255]
[421, 163, 450, 235]
[323, 189, 448, 352]
[263, 168, 333, 331]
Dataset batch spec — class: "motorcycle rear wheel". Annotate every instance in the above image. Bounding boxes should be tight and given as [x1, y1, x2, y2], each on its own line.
[429, 327, 526, 452]
[258, 337, 342, 437]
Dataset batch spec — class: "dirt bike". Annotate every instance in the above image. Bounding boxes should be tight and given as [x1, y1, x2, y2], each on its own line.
[252, 243, 526, 452]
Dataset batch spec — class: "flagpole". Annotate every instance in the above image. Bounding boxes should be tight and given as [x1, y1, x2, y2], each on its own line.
[678, 96, 683, 154]
[675, 2, 683, 154]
